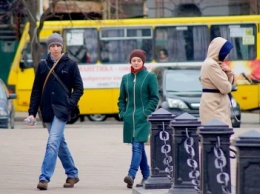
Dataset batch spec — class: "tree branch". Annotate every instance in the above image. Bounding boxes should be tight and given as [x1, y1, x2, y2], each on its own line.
[37, 0, 60, 37]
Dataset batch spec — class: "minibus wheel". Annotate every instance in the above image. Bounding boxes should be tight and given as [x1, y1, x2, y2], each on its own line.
[114, 115, 123, 121]
[87, 114, 107, 122]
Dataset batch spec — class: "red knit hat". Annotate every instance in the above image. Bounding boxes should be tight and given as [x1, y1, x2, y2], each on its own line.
[129, 49, 146, 64]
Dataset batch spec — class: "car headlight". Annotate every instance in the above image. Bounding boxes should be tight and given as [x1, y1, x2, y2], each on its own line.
[0, 108, 8, 116]
[231, 98, 237, 108]
[167, 98, 188, 109]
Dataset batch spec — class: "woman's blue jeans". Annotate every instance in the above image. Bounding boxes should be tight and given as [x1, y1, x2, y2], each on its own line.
[39, 116, 78, 182]
[128, 140, 150, 179]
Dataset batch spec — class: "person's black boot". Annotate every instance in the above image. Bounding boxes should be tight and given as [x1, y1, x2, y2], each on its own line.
[124, 175, 134, 189]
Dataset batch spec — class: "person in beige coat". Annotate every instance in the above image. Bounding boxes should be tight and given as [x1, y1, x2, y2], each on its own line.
[199, 37, 234, 127]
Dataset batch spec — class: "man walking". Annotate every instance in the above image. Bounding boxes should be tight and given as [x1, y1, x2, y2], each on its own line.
[25, 33, 83, 190]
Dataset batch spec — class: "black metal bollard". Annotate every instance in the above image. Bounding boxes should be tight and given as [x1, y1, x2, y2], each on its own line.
[168, 112, 201, 194]
[144, 108, 176, 189]
[198, 119, 234, 194]
[233, 130, 260, 194]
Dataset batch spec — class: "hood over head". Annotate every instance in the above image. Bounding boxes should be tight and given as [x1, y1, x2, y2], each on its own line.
[206, 37, 233, 62]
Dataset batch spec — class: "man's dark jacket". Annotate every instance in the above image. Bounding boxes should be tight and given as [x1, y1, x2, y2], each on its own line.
[28, 53, 83, 122]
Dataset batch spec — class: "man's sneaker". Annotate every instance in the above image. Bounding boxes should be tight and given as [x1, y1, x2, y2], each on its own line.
[37, 180, 48, 190]
[124, 175, 134, 189]
[136, 178, 148, 187]
[63, 177, 79, 188]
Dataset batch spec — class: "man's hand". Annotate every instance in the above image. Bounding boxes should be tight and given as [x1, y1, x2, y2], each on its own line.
[24, 115, 36, 126]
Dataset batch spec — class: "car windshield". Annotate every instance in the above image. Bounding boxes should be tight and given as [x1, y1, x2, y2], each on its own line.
[165, 69, 202, 92]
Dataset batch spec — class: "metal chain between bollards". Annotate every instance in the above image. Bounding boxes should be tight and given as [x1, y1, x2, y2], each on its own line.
[214, 136, 231, 194]
[159, 122, 173, 182]
[184, 128, 201, 193]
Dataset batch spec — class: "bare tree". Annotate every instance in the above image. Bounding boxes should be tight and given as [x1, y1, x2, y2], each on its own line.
[21, 0, 61, 72]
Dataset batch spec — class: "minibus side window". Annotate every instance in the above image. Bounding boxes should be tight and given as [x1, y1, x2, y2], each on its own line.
[64, 29, 98, 64]
[19, 42, 47, 69]
[155, 25, 209, 62]
[100, 27, 153, 64]
[210, 24, 256, 60]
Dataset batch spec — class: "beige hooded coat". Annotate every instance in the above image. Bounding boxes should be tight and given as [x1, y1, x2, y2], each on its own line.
[199, 37, 233, 127]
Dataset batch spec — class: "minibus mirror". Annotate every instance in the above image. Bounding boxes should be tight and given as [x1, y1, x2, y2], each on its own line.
[232, 85, 237, 91]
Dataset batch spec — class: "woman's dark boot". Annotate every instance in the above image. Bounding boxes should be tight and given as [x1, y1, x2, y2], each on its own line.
[124, 175, 134, 189]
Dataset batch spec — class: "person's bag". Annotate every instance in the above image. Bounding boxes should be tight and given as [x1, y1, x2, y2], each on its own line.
[68, 105, 80, 124]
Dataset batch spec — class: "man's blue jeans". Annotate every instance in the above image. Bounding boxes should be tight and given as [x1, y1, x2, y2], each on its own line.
[39, 116, 78, 182]
[128, 140, 150, 179]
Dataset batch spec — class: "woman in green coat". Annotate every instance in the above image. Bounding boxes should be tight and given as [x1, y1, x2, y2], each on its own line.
[118, 49, 159, 189]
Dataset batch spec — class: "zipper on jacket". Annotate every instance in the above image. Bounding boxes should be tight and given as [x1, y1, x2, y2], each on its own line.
[132, 73, 137, 139]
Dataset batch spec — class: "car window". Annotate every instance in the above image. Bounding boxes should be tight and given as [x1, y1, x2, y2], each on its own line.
[165, 70, 202, 92]
[0, 83, 6, 99]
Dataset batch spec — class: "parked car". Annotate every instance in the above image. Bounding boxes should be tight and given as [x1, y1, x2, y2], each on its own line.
[152, 66, 241, 128]
[0, 78, 16, 129]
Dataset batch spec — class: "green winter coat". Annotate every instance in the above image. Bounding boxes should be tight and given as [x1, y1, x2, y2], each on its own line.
[118, 68, 159, 143]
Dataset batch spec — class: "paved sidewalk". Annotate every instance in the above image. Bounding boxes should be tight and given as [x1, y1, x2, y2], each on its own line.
[3, 112, 260, 194]
[0, 122, 145, 194]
